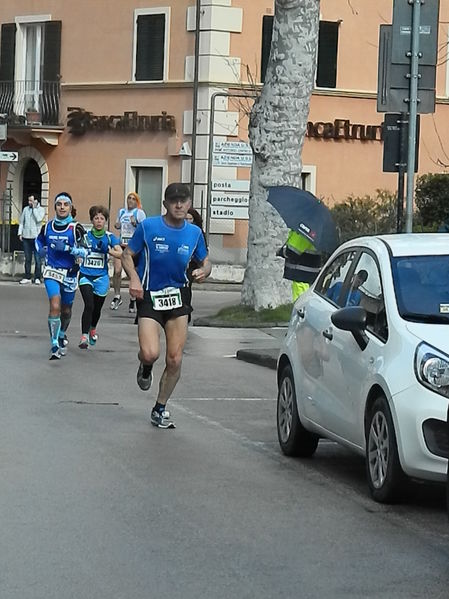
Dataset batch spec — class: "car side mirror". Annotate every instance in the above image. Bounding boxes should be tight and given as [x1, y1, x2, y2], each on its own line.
[331, 306, 369, 351]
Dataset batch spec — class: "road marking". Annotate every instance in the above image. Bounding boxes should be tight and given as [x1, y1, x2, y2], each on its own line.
[172, 397, 275, 401]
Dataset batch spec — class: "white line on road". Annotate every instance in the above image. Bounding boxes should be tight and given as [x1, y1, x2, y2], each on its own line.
[172, 397, 275, 401]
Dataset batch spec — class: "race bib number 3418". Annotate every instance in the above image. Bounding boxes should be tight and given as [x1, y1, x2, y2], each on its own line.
[150, 287, 182, 311]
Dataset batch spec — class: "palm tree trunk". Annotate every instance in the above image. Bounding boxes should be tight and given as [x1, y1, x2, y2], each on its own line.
[241, 0, 320, 309]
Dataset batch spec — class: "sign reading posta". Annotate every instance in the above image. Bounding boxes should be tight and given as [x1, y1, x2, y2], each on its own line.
[306, 118, 383, 141]
[67, 107, 176, 136]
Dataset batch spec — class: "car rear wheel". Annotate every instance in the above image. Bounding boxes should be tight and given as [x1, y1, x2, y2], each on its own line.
[366, 395, 407, 503]
[277, 364, 319, 457]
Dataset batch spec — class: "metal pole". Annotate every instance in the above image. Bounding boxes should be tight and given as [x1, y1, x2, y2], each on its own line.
[405, 0, 421, 233]
[396, 112, 408, 232]
[189, 0, 202, 203]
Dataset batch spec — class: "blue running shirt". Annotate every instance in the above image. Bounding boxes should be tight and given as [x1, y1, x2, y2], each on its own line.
[128, 216, 207, 291]
[36, 220, 78, 270]
[80, 230, 120, 277]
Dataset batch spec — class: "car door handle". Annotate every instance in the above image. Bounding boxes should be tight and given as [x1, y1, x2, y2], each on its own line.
[295, 307, 305, 319]
[322, 328, 333, 341]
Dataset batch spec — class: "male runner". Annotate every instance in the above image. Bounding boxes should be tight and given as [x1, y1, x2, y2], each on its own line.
[121, 183, 211, 428]
[111, 192, 146, 312]
[36, 192, 88, 359]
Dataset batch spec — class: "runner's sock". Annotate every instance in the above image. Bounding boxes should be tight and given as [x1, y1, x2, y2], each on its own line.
[154, 402, 165, 414]
[60, 312, 71, 337]
[48, 317, 61, 346]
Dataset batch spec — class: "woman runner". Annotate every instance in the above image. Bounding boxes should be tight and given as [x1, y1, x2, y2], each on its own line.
[79, 205, 122, 349]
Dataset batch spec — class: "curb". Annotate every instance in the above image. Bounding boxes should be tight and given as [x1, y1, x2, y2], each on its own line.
[193, 317, 288, 328]
[236, 349, 278, 370]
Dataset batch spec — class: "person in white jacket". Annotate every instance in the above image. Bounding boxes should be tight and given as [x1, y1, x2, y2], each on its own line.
[18, 194, 45, 284]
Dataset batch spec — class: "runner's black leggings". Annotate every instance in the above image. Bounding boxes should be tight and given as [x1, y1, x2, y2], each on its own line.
[80, 285, 106, 334]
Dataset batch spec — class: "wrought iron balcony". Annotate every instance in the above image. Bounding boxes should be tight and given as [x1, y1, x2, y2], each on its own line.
[0, 80, 61, 126]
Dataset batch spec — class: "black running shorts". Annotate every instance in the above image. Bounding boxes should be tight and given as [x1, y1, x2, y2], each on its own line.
[136, 287, 192, 327]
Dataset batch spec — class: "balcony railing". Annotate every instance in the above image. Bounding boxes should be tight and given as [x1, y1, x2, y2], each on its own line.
[0, 80, 61, 126]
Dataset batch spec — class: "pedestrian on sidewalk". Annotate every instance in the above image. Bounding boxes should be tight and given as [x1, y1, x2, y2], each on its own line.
[18, 194, 45, 285]
[121, 182, 211, 429]
[78, 205, 122, 349]
[111, 192, 146, 313]
[36, 192, 88, 360]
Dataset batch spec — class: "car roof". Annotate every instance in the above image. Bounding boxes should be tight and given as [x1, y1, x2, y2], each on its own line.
[341, 233, 449, 257]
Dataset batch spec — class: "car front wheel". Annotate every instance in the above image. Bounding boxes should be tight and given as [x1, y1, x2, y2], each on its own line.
[365, 395, 407, 503]
[277, 364, 319, 457]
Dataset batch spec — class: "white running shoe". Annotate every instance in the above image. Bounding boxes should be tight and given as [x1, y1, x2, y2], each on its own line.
[34, 278, 41, 285]
[19, 278, 31, 285]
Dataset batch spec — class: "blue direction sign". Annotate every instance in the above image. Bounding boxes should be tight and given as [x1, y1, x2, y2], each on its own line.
[0, 151, 18, 162]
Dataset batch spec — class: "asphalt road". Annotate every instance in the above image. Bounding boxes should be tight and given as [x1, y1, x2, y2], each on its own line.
[1, 282, 448, 599]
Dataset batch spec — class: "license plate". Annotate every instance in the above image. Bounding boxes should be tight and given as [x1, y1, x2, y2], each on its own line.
[43, 266, 67, 283]
[84, 252, 105, 269]
[150, 287, 182, 311]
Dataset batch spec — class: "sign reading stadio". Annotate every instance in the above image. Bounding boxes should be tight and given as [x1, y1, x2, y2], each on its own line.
[306, 118, 383, 141]
[67, 107, 176, 136]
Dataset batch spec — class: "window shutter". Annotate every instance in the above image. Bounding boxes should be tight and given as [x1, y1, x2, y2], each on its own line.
[316, 21, 339, 88]
[43, 20, 62, 81]
[135, 14, 165, 81]
[0, 23, 16, 80]
[261, 16, 273, 83]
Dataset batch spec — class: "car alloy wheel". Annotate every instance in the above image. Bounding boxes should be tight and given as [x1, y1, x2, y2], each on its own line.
[367, 411, 389, 489]
[365, 395, 407, 503]
[277, 364, 318, 457]
[278, 374, 294, 445]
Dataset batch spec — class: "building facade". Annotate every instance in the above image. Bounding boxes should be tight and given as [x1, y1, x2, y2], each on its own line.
[0, 0, 448, 268]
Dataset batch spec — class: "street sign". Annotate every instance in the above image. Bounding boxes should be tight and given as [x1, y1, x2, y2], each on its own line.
[211, 192, 249, 206]
[377, 25, 436, 113]
[382, 113, 420, 173]
[212, 179, 250, 192]
[212, 153, 253, 167]
[211, 206, 249, 220]
[0, 151, 18, 162]
[392, 0, 439, 66]
[213, 140, 252, 155]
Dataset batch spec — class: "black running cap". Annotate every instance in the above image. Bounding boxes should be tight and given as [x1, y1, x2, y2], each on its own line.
[165, 182, 190, 200]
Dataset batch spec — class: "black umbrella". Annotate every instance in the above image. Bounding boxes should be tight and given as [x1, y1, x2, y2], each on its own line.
[267, 185, 339, 253]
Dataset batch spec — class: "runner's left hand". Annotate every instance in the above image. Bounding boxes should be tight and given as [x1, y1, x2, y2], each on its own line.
[191, 267, 206, 283]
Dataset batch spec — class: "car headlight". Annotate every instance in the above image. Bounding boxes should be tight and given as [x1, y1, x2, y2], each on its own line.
[415, 342, 449, 398]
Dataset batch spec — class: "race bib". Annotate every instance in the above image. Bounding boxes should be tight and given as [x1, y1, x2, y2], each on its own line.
[121, 221, 135, 245]
[43, 265, 67, 283]
[121, 235, 132, 246]
[84, 252, 105, 269]
[150, 287, 182, 311]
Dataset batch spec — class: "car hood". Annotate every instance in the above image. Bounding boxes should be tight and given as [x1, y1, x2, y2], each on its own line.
[405, 322, 449, 353]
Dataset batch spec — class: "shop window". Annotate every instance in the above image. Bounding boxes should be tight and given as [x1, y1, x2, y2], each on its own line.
[260, 17, 339, 88]
[134, 10, 167, 81]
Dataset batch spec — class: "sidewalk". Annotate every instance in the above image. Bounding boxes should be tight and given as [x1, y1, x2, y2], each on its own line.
[193, 312, 285, 371]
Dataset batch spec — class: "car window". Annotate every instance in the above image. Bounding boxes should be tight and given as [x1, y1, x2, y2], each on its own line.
[346, 252, 388, 340]
[392, 255, 449, 323]
[315, 251, 357, 307]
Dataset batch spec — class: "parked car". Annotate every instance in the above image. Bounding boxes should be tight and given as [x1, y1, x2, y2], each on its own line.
[277, 234, 449, 503]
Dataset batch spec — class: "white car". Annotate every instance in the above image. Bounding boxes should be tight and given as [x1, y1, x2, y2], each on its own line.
[277, 234, 449, 503]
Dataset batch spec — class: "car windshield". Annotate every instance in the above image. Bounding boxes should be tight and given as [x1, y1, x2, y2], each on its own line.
[392, 255, 449, 324]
